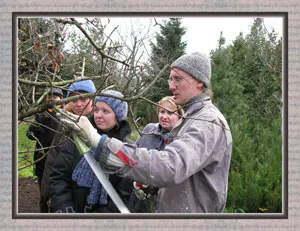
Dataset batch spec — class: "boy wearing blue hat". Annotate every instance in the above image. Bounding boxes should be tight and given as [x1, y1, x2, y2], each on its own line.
[40, 80, 96, 213]
[66, 79, 96, 116]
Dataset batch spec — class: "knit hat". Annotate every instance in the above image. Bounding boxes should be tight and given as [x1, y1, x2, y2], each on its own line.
[94, 90, 128, 122]
[170, 52, 211, 88]
[44, 87, 63, 97]
[67, 80, 96, 97]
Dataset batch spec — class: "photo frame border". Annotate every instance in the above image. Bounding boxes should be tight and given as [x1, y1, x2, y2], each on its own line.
[12, 11, 288, 219]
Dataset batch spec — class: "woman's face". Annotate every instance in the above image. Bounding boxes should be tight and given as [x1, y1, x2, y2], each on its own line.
[93, 101, 117, 131]
[158, 102, 180, 132]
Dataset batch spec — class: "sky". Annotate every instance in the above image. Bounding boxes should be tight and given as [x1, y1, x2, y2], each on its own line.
[74, 16, 283, 60]
[180, 17, 283, 56]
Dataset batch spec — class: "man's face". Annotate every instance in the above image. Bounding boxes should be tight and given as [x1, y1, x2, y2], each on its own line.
[69, 92, 93, 116]
[46, 94, 62, 112]
[169, 68, 203, 105]
[46, 95, 61, 101]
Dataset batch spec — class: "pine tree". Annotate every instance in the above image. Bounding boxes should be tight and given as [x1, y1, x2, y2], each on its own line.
[210, 18, 282, 213]
[148, 18, 187, 103]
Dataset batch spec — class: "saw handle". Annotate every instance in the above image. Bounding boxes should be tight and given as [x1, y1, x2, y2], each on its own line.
[73, 133, 90, 155]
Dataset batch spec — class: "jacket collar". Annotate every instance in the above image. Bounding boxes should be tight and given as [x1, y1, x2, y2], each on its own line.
[182, 93, 211, 116]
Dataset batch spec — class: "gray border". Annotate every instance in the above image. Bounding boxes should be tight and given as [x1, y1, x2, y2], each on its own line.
[12, 12, 288, 220]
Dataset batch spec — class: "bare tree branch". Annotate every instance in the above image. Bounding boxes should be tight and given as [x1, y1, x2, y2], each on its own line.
[60, 18, 134, 68]
[18, 74, 109, 87]
[125, 64, 169, 101]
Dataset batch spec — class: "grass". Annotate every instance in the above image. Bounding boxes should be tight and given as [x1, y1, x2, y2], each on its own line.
[18, 122, 36, 178]
[18, 122, 141, 178]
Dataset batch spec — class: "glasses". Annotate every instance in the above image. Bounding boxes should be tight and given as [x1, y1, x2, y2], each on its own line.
[168, 76, 192, 86]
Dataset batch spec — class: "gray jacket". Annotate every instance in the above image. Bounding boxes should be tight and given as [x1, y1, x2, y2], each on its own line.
[127, 123, 166, 213]
[136, 123, 167, 150]
[103, 94, 232, 213]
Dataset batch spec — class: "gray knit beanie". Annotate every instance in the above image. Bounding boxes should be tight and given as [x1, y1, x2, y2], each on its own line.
[44, 87, 63, 97]
[94, 90, 128, 122]
[170, 52, 211, 88]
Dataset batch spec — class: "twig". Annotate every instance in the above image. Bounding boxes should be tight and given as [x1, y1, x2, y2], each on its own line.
[125, 64, 169, 101]
[128, 104, 142, 136]
[69, 18, 133, 67]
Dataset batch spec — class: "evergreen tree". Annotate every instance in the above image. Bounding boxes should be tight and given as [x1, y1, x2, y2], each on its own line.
[135, 18, 187, 125]
[210, 18, 282, 213]
[148, 18, 187, 103]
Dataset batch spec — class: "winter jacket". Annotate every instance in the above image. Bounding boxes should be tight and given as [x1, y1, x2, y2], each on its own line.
[136, 123, 168, 150]
[102, 93, 232, 213]
[40, 127, 71, 208]
[48, 116, 133, 213]
[40, 107, 89, 208]
[127, 123, 165, 213]
[26, 111, 59, 184]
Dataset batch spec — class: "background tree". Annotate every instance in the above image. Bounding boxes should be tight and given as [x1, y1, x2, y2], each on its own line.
[17, 17, 169, 173]
[210, 18, 282, 213]
[136, 18, 187, 124]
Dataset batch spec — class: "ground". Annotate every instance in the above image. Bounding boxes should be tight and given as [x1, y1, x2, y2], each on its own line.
[18, 177, 40, 213]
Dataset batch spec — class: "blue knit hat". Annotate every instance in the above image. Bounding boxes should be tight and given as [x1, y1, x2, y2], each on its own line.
[67, 80, 96, 97]
[94, 90, 128, 122]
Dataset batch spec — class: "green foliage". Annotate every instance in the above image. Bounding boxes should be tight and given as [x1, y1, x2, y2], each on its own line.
[135, 99, 158, 125]
[226, 116, 282, 213]
[18, 123, 36, 178]
[149, 18, 186, 100]
[127, 128, 140, 142]
[210, 18, 282, 213]
[138, 18, 187, 125]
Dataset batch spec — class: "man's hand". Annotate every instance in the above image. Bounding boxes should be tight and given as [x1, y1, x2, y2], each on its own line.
[56, 109, 101, 148]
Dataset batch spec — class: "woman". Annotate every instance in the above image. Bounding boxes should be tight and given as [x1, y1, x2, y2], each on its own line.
[48, 89, 133, 213]
[128, 96, 184, 213]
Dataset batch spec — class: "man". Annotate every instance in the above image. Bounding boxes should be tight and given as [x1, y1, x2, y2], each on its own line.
[26, 87, 64, 188]
[40, 80, 96, 212]
[57, 52, 232, 213]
